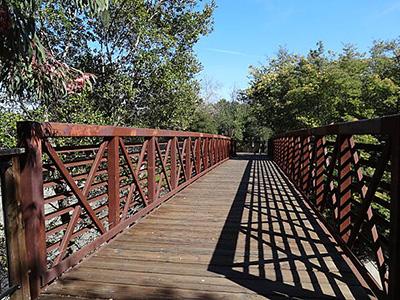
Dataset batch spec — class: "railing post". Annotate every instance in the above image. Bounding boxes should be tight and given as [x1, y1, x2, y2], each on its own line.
[215, 139, 218, 162]
[185, 137, 191, 179]
[212, 138, 216, 165]
[338, 135, 352, 243]
[224, 140, 227, 159]
[219, 139, 222, 160]
[17, 122, 46, 299]
[204, 138, 209, 169]
[389, 121, 400, 299]
[314, 136, 326, 209]
[195, 138, 201, 174]
[209, 139, 213, 166]
[230, 139, 236, 157]
[170, 137, 177, 189]
[301, 136, 312, 194]
[147, 137, 156, 203]
[0, 150, 30, 300]
[107, 136, 120, 228]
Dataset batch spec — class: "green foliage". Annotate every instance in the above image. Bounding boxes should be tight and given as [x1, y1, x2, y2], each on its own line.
[212, 99, 248, 141]
[0, 110, 24, 147]
[0, 0, 107, 111]
[245, 40, 400, 133]
[190, 101, 217, 134]
[72, 0, 215, 128]
[0, 0, 215, 146]
[189, 98, 271, 151]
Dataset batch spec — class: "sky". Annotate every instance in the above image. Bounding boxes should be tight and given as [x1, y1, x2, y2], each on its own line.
[194, 0, 400, 101]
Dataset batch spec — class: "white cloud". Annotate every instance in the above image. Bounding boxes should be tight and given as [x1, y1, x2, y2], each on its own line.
[206, 48, 262, 58]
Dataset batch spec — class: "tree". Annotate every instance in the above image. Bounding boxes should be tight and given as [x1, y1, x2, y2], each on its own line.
[0, 0, 107, 116]
[245, 40, 400, 134]
[190, 100, 217, 134]
[66, 0, 215, 128]
[0, 0, 216, 148]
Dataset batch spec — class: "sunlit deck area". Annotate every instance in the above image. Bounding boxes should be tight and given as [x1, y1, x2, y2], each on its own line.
[39, 154, 374, 299]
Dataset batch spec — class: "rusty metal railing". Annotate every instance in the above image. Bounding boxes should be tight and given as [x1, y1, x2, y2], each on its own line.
[270, 114, 400, 299]
[2, 122, 232, 299]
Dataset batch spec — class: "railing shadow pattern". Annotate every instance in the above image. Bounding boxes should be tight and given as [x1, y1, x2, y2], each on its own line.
[209, 154, 374, 299]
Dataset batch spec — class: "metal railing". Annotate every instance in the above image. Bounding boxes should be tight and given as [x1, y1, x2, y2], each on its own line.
[270, 114, 400, 299]
[1, 121, 232, 299]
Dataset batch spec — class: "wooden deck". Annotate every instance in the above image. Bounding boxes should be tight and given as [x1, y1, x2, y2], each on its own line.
[40, 154, 375, 299]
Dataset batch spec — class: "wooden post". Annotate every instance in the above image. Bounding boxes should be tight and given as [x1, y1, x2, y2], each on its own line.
[314, 136, 326, 209]
[204, 138, 209, 169]
[338, 135, 352, 243]
[215, 139, 219, 162]
[170, 137, 177, 189]
[17, 122, 46, 299]
[219, 139, 221, 160]
[389, 122, 400, 299]
[195, 138, 201, 174]
[212, 138, 216, 165]
[185, 137, 191, 179]
[0, 150, 31, 300]
[107, 137, 120, 228]
[209, 139, 213, 166]
[147, 137, 156, 203]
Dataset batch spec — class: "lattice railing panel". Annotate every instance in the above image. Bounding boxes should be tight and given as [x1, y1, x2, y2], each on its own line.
[13, 122, 231, 298]
[271, 116, 400, 299]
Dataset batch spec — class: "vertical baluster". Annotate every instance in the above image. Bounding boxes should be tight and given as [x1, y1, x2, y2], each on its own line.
[224, 140, 227, 159]
[147, 137, 156, 203]
[170, 137, 177, 189]
[210, 138, 214, 166]
[338, 135, 352, 242]
[185, 137, 191, 179]
[196, 138, 201, 173]
[289, 137, 295, 177]
[314, 136, 327, 209]
[205, 138, 209, 169]
[301, 136, 312, 195]
[220, 139, 223, 160]
[108, 136, 120, 228]
[216, 139, 219, 162]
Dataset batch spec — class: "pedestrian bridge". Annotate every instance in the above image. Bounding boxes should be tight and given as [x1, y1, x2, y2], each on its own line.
[1, 117, 399, 299]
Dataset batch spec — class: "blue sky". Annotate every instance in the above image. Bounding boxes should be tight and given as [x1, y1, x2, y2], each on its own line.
[194, 0, 400, 101]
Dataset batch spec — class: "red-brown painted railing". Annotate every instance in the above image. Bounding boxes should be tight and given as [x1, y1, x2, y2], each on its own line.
[270, 114, 400, 299]
[6, 121, 232, 299]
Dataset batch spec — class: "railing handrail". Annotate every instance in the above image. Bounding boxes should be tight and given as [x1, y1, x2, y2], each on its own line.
[272, 113, 400, 138]
[18, 121, 231, 139]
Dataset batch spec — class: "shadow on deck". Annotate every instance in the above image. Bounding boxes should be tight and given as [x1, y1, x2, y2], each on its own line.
[40, 154, 374, 299]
